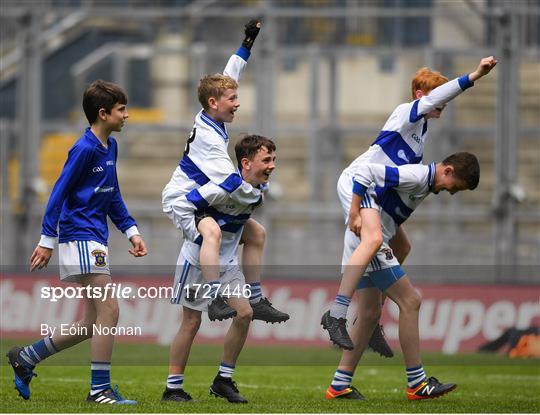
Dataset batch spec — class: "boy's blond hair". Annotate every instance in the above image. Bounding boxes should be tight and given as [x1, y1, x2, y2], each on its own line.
[198, 74, 238, 110]
[411, 67, 449, 99]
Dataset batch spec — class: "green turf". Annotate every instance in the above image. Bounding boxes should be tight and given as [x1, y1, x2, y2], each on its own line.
[1, 338, 539, 413]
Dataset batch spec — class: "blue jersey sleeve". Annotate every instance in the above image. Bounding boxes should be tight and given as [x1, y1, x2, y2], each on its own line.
[41, 143, 92, 238]
[107, 141, 137, 233]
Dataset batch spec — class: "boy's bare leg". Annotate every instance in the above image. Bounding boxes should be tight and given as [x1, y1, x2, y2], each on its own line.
[221, 297, 253, 365]
[240, 219, 265, 285]
[198, 217, 221, 283]
[49, 290, 96, 350]
[87, 274, 119, 363]
[323, 209, 382, 350]
[325, 287, 381, 399]
[337, 288, 383, 372]
[198, 217, 236, 321]
[162, 306, 201, 402]
[384, 276, 422, 368]
[209, 296, 252, 403]
[336, 209, 383, 299]
[168, 307, 202, 375]
[240, 219, 289, 323]
[389, 225, 411, 265]
[366, 225, 411, 358]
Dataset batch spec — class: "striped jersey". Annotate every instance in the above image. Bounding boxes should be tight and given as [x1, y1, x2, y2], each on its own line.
[352, 162, 436, 242]
[344, 74, 474, 174]
[39, 128, 137, 248]
[173, 183, 256, 266]
[162, 46, 262, 241]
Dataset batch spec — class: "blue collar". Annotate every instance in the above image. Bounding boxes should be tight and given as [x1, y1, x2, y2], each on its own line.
[427, 162, 436, 191]
[201, 111, 228, 141]
[85, 127, 111, 150]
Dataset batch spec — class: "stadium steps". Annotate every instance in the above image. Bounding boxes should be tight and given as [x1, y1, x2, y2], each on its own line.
[454, 58, 540, 126]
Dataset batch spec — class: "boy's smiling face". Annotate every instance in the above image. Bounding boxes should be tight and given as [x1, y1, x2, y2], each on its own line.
[212, 89, 240, 123]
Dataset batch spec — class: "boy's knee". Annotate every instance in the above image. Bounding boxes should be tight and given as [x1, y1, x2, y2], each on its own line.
[98, 300, 119, 325]
[363, 232, 383, 255]
[243, 221, 266, 247]
[360, 304, 382, 326]
[183, 314, 202, 335]
[198, 218, 222, 244]
[235, 304, 253, 322]
[402, 289, 422, 312]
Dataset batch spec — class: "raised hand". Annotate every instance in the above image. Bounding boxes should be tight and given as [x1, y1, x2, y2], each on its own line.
[470, 56, 498, 81]
[242, 19, 262, 50]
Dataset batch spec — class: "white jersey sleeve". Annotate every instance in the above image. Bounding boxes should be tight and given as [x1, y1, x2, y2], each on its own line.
[411, 75, 474, 122]
[223, 46, 251, 81]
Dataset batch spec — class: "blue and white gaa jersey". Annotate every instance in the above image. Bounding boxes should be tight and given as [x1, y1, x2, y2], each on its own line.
[163, 46, 262, 239]
[344, 75, 473, 175]
[172, 182, 257, 266]
[38, 128, 138, 248]
[352, 162, 436, 242]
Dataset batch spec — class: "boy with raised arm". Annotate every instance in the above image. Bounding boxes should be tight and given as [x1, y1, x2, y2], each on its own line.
[324, 152, 480, 400]
[325, 57, 497, 354]
[162, 135, 277, 403]
[162, 20, 288, 324]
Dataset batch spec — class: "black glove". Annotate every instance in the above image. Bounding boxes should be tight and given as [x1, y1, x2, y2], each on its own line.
[242, 19, 261, 50]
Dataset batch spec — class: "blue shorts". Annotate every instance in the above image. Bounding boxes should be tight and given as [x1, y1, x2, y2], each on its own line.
[357, 265, 405, 292]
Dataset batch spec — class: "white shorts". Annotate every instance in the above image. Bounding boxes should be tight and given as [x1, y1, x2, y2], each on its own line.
[59, 240, 110, 282]
[170, 252, 246, 312]
[337, 171, 380, 223]
[341, 228, 400, 274]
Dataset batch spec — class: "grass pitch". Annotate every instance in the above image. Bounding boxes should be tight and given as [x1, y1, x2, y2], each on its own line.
[1, 338, 539, 413]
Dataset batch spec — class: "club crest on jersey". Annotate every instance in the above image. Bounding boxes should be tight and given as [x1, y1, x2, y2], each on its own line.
[382, 248, 394, 261]
[91, 250, 107, 267]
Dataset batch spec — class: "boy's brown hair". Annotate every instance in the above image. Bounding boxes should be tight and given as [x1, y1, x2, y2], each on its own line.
[411, 67, 449, 99]
[442, 152, 480, 190]
[235, 135, 276, 169]
[82, 79, 127, 125]
[198, 74, 238, 111]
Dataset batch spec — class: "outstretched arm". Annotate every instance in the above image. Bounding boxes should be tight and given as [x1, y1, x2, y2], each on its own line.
[223, 20, 262, 81]
[413, 56, 498, 121]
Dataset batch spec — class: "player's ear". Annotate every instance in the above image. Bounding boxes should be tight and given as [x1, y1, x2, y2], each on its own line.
[443, 165, 454, 176]
[98, 107, 107, 121]
[208, 96, 218, 110]
[415, 90, 424, 99]
[241, 157, 251, 171]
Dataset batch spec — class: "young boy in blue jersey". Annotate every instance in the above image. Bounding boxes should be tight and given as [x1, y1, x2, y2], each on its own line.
[323, 152, 479, 401]
[162, 135, 277, 404]
[162, 20, 288, 324]
[7, 80, 147, 404]
[326, 56, 497, 357]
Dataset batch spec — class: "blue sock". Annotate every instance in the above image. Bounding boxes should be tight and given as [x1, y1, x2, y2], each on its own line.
[90, 361, 111, 395]
[329, 295, 351, 319]
[218, 362, 235, 378]
[167, 374, 184, 390]
[248, 282, 262, 304]
[406, 365, 426, 388]
[18, 337, 58, 368]
[330, 369, 353, 391]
